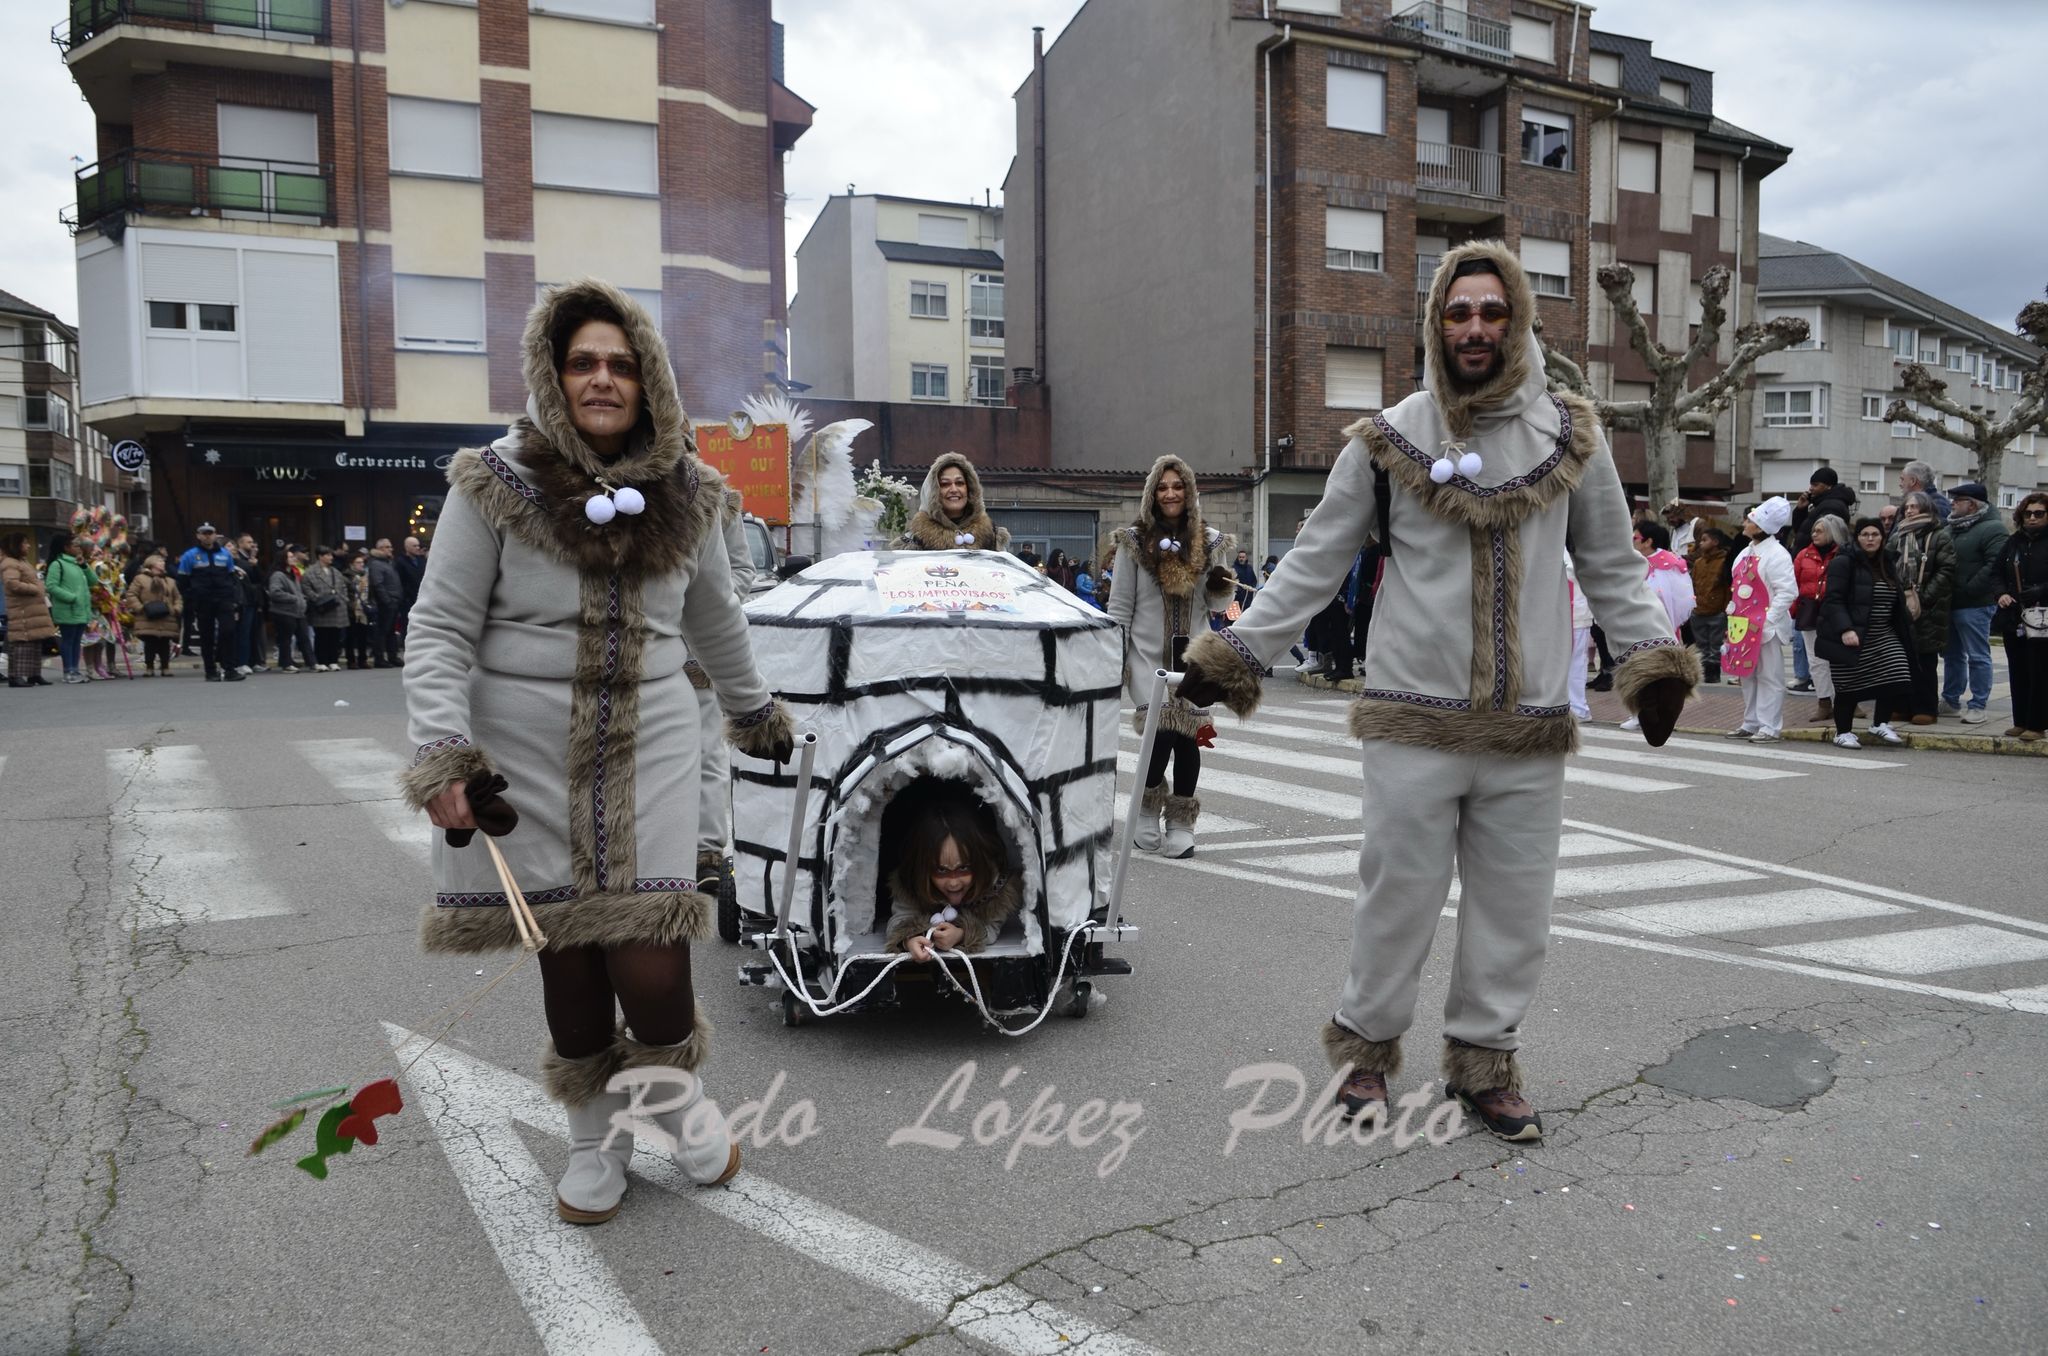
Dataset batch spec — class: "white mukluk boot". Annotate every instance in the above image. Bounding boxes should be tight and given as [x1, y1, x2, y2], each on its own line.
[1160, 793, 1200, 860]
[546, 1041, 633, 1225]
[617, 1012, 742, 1187]
[1133, 783, 1166, 853]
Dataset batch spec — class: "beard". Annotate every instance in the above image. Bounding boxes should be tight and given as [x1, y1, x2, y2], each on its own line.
[1441, 338, 1505, 390]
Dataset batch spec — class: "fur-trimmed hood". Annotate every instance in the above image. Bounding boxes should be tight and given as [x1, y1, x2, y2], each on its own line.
[1123, 454, 1222, 598]
[442, 279, 721, 580]
[1419, 238, 1545, 440]
[525, 277, 695, 484]
[899, 452, 1009, 550]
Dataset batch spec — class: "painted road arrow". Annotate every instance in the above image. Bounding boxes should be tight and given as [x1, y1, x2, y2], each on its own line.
[387, 1025, 1170, 1356]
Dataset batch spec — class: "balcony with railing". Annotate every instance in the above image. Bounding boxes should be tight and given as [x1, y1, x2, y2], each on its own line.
[1386, 2, 1513, 64]
[1415, 142, 1503, 200]
[68, 148, 333, 235]
[56, 0, 327, 51]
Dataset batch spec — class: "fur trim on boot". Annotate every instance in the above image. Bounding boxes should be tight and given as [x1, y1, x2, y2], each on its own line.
[1183, 629, 1264, 718]
[1441, 1037, 1523, 1097]
[615, 1004, 713, 1075]
[1160, 793, 1199, 859]
[543, 1037, 629, 1107]
[1134, 783, 1166, 853]
[1321, 1018, 1405, 1077]
[725, 697, 796, 761]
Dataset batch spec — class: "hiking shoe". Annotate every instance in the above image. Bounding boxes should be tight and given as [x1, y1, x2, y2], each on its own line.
[2006, 726, 2025, 738]
[1832, 732, 1862, 749]
[1960, 709, 1988, 725]
[1869, 722, 1904, 745]
[1749, 731, 1782, 743]
[1335, 1069, 1389, 1122]
[1445, 1083, 1543, 1142]
[1723, 727, 1756, 739]
[2024, 730, 2045, 744]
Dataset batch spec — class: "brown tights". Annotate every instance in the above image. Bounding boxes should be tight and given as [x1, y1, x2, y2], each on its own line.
[537, 941, 698, 1059]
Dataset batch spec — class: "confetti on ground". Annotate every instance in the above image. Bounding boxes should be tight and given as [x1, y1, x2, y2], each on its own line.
[1726, 1299, 1739, 1306]
[1624, 1204, 1636, 1211]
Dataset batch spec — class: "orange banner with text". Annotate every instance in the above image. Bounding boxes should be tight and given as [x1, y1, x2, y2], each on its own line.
[696, 422, 791, 524]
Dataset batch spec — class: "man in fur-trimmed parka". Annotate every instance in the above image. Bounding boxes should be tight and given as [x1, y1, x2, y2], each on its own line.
[892, 452, 1012, 552]
[1180, 242, 1697, 1142]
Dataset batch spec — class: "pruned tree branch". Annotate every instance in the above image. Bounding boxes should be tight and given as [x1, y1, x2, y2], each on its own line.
[1595, 263, 1668, 374]
[1674, 316, 1809, 418]
[1681, 263, 1733, 369]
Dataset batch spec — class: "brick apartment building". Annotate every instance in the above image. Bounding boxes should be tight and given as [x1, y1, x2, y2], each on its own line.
[0, 289, 143, 553]
[56, 0, 808, 555]
[1004, 0, 1789, 558]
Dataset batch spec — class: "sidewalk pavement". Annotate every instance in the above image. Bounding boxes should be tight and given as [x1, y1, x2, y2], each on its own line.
[1293, 665, 2047, 756]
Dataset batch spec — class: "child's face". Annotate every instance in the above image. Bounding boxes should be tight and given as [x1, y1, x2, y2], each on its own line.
[931, 834, 973, 906]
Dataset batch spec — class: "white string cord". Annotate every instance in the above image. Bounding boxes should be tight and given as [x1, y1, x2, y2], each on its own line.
[763, 919, 1091, 1035]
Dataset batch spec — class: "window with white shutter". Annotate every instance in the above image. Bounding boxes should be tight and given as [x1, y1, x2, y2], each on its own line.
[1326, 67, 1385, 135]
[1520, 237, 1570, 297]
[394, 275, 486, 352]
[1325, 207, 1384, 272]
[1618, 141, 1658, 193]
[1692, 166, 1718, 217]
[1324, 347, 1384, 410]
[1510, 15, 1553, 62]
[916, 214, 969, 248]
[532, 113, 658, 196]
[390, 98, 482, 180]
[1590, 52, 1621, 86]
[530, 0, 656, 23]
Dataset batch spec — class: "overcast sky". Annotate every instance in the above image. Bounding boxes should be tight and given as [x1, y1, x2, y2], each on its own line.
[3, 0, 2040, 336]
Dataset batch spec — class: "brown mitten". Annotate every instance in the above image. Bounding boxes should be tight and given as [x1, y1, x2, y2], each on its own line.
[1634, 677, 1688, 748]
[1206, 564, 1233, 593]
[444, 771, 519, 847]
[1175, 655, 1229, 710]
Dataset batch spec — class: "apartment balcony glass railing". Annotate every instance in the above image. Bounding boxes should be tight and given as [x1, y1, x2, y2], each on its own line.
[1415, 142, 1504, 199]
[56, 0, 327, 51]
[70, 148, 333, 233]
[1387, 2, 1513, 64]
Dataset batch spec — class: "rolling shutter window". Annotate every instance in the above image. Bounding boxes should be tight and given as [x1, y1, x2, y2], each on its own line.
[532, 114, 658, 196]
[916, 214, 970, 248]
[1326, 67, 1386, 135]
[394, 275, 485, 351]
[243, 249, 342, 401]
[218, 105, 318, 167]
[530, 0, 655, 22]
[1510, 15, 1553, 61]
[1590, 52, 1621, 86]
[1618, 141, 1658, 193]
[1519, 237, 1570, 295]
[1693, 167, 1718, 216]
[389, 98, 482, 179]
[1324, 347, 1384, 410]
[142, 242, 241, 304]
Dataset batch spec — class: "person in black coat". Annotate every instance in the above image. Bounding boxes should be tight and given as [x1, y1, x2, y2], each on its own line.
[1792, 467, 1858, 544]
[1817, 517, 1914, 746]
[1994, 492, 2048, 739]
[366, 537, 406, 667]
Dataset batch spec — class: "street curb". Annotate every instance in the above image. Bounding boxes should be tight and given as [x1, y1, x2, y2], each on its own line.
[1290, 670, 2048, 756]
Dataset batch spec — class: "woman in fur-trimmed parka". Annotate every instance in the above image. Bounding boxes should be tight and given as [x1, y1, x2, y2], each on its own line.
[891, 451, 1012, 551]
[400, 279, 794, 1226]
[1107, 454, 1237, 859]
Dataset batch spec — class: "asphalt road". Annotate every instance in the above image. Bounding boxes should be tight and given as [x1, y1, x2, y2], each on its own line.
[3, 664, 2045, 1356]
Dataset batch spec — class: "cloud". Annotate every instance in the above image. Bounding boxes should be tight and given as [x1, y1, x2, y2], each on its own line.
[0, 8, 100, 323]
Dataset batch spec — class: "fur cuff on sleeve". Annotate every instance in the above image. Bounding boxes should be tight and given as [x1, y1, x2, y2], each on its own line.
[1613, 639, 1703, 714]
[399, 737, 495, 811]
[1183, 629, 1264, 718]
[725, 697, 795, 760]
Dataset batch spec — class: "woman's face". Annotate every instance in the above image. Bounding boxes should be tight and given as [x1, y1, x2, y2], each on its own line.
[2023, 502, 2048, 532]
[145, 559, 164, 576]
[1154, 469, 1187, 518]
[559, 319, 642, 452]
[937, 467, 970, 516]
[1811, 523, 1830, 548]
[1857, 526, 1884, 553]
[931, 834, 974, 906]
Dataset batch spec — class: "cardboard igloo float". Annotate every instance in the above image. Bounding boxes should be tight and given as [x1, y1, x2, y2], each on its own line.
[730, 550, 1136, 1025]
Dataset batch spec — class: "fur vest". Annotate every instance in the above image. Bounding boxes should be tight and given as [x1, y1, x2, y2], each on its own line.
[891, 452, 1011, 551]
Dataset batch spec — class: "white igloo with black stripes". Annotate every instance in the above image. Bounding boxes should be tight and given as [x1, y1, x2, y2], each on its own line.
[732, 550, 1122, 960]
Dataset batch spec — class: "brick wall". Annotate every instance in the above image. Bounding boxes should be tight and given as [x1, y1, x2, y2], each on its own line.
[479, 0, 529, 68]
[485, 251, 538, 412]
[664, 267, 772, 420]
[128, 65, 329, 159]
[330, 61, 389, 232]
[481, 81, 534, 241]
[338, 241, 395, 412]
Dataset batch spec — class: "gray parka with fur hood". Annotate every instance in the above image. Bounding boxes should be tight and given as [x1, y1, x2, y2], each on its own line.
[399, 279, 793, 960]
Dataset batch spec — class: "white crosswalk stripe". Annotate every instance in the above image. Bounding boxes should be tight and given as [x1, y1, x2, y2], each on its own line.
[1765, 924, 2048, 975]
[294, 737, 429, 860]
[1113, 791, 1260, 837]
[1560, 888, 1911, 937]
[1120, 728, 1689, 794]
[107, 745, 291, 926]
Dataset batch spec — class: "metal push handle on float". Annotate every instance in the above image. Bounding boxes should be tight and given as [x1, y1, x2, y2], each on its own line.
[774, 732, 820, 938]
[1106, 667, 1178, 937]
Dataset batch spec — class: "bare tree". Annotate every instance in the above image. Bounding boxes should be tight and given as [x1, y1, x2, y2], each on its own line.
[1881, 296, 2048, 506]
[1542, 263, 1809, 512]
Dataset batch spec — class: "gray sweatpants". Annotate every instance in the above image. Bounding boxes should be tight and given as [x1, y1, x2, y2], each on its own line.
[695, 683, 731, 857]
[1337, 740, 1567, 1052]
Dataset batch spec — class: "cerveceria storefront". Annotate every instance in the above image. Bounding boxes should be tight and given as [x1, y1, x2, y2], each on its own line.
[149, 423, 500, 558]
